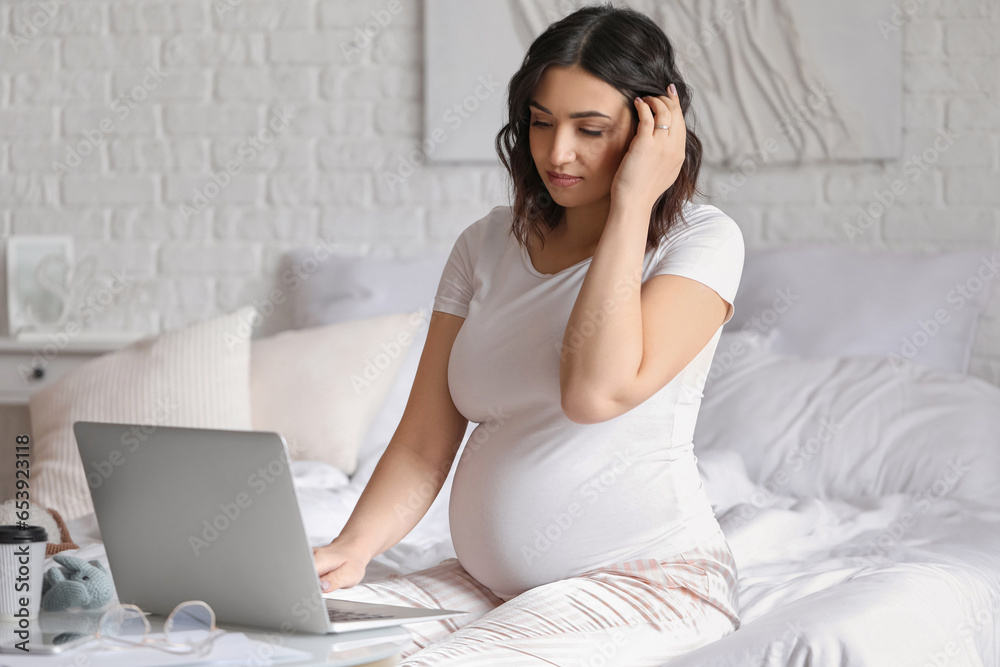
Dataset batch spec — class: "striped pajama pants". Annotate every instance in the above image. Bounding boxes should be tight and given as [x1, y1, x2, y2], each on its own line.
[329, 529, 741, 666]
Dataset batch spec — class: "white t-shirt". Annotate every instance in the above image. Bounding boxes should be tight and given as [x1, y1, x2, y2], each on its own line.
[432, 202, 745, 601]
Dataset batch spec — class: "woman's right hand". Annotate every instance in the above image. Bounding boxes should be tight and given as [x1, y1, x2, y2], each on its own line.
[312, 540, 370, 592]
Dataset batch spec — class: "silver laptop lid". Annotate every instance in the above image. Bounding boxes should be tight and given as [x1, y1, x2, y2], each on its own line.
[73, 421, 332, 633]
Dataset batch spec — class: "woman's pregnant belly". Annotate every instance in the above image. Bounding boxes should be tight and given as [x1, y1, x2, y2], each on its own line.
[447, 417, 713, 600]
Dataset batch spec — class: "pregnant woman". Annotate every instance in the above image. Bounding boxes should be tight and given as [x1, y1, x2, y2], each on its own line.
[313, 3, 744, 664]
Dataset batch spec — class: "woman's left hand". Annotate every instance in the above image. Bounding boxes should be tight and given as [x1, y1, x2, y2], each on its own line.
[610, 85, 687, 211]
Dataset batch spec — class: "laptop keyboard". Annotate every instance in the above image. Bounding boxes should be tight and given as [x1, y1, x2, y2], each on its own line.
[328, 609, 394, 623]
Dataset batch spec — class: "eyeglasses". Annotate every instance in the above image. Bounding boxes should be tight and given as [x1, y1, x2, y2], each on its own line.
[94, 600, 224, 656]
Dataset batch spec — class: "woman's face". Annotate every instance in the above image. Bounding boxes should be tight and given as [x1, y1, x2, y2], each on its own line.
[528, 64, 636, 211]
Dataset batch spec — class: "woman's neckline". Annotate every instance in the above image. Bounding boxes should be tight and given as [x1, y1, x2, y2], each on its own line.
[513, 205, 672, 278]
[518, 236, 657, 278]
[519, 235, 595, 278]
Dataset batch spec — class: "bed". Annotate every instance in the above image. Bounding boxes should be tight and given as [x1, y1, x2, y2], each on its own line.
[17, 239, 1000, 666]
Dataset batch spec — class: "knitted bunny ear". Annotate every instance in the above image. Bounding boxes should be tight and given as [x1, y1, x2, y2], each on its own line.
[52, 553, 83, 570]
[45, 507, 79, 556]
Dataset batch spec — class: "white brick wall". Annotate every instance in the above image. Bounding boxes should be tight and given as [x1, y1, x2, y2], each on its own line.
[0, 0, 998, 383]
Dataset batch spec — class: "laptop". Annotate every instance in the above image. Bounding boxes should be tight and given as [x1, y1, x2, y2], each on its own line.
[72, 420, 466, 636]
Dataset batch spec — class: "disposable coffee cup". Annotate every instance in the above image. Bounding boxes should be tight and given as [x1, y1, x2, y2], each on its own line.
[0, 525, 48, 622]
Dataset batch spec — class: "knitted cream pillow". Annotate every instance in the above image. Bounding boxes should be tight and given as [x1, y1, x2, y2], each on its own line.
[250, 311, 423, 475]
[28, 306, 256, 521]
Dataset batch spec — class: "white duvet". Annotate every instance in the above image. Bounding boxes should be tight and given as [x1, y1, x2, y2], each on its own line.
[59, 340, 1000, 667]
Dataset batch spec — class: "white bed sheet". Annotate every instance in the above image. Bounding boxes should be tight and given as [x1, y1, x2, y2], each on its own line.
[58, 432, 1000, 666]
[687, 449, 1000, 666]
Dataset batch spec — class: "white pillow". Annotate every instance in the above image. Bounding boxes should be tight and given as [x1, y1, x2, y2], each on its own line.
[695, 328, 778, 513]
[705, 327, 780, 382]
[354, 314, 430, 467]
[285, 248, 455, 472]
[729, 245, 999, 374]
[250, 311, 424, 475]
[28, 306, 257, 521]
[696, 348, 1000, 505]
[289, 249, 451, 328]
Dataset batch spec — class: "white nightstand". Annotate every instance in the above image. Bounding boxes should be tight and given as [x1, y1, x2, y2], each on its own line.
[0, 335, 145, 406]
[0, 334, 145, 502]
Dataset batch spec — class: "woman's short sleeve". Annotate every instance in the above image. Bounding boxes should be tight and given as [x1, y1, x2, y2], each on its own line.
[432, 222, 479, 319]
[650, 209, 745, 326]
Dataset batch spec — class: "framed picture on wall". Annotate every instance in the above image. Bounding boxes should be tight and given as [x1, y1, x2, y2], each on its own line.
[5, 235, 74, 338]
[423, 0, 901, 166]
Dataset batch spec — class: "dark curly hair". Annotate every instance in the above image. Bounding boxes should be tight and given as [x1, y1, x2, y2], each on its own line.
[495, 2, 705, 253]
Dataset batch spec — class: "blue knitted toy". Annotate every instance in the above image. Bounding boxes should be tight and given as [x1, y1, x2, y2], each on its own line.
[41, 554, 113, 612]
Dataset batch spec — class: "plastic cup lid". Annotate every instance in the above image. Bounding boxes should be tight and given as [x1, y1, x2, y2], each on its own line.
[0, 525, 48, 543]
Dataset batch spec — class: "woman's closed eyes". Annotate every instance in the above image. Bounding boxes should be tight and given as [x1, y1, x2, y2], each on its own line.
[530, 120, 604, 137]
